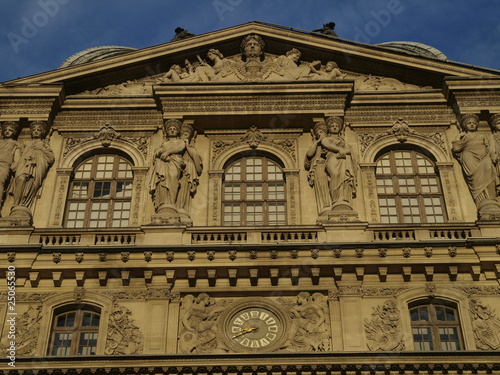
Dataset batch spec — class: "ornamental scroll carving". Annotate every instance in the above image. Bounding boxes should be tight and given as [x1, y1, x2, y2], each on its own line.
[0, 305, 42, 356]
[364, 299, 404, 351]
[105, 302, 144, 355]
[469, 298, 500, 350]
[64, 128, 150, 159]
[278, 292, 331, 352]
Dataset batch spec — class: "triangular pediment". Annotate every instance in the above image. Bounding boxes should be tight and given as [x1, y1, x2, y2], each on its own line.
[3, 21, 499, 94]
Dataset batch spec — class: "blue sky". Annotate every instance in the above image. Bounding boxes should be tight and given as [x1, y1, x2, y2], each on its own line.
[1, 0, 499, 82]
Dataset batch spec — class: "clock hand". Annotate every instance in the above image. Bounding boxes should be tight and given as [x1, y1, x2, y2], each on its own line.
[232, 326, 258, 339]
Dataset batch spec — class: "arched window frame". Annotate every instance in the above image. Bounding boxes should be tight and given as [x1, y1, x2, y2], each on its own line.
[359, 136, 465, 223]
[63, 152, 134, 228]
[48, 141, 148, 228]
[222, 153, 287, 226]
[397, 288, 475, 351]
[35, 293, 113, 357]
[374, 148, 446, 224]
[409, 299, 464, 351]
[48, 304, 101, 356]
[208, 142, 300, 226]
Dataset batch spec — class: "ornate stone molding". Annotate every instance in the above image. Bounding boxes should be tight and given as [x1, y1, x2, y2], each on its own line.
[364, 299, 404, 351]
[469, 298, 500, 350]
[105, 302, 144, 355]
[0, 305, 42, 357]
[329, 286, 407, 298]
[100, 288, 172, 300]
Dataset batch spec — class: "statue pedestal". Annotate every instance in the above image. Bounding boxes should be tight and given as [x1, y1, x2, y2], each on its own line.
[2, 205, 34, 226]
[151, 204, 182, 226]
[477, 199, 500, 221]
[317, 202, 359, 224]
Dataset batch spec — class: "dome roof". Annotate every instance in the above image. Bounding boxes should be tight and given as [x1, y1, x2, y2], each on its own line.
[59, 45, 137, 68]
[376, 41, 447, 61]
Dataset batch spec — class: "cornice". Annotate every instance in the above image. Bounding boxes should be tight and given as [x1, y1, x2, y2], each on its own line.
[5, 22, 497, 86]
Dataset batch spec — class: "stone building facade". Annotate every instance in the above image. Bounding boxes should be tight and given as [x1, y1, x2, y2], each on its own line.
[0, 22, 499, 374]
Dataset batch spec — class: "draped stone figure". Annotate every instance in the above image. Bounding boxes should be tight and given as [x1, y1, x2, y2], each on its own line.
[177, 123, 203, 225]
[320, 116, 357, 212]
[10, 121, 54, 221]
[0, 122, 21, 214]
[304, 121, 331, 216]
[149, 119, 187, 218]
[452, 114, 500, 218]
[489, 113, 500, 196]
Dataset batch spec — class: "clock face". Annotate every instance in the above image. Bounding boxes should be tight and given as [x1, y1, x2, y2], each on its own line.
[220, 299, 288, 352]
[229, 307, 282, 349]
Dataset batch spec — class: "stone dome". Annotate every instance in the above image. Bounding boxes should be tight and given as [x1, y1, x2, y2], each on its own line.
[59, 46, 137, 68]
[376, 41, 447, 61]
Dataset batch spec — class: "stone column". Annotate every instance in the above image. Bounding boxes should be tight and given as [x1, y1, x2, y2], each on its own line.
[436, 162, 464, 222]
[359, 163, 381, 223]
[130, 167, 149, 227]
[284, 169, 300, 225]
[207, 170, 223, 226]
[48, 168, 73, 227]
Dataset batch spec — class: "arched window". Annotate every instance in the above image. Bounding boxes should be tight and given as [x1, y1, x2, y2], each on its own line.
[375, 149, 446, 224]
[64, 154, 133, 228]
[410, 300, 463, 351]
[223, 156, 286, 226]
[49, 305, 100, 356]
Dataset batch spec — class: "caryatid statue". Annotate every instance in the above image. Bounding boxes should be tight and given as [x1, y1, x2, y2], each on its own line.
[0, 122, 21, 215]
[177, 123, 203, 225]
[489, 113, 500, 196]
[149, 119, 187, 218]
[304, 120, 331, 216]
[452, 114, 500, 218]
[320, 116, 357, 212]
[10, 121, 55, 221]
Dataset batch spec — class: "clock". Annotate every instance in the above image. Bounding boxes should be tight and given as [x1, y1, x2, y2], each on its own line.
[219, 298, 288, 352]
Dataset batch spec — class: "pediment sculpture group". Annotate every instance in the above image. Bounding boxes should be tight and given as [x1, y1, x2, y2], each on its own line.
[161, 34, 346, 83]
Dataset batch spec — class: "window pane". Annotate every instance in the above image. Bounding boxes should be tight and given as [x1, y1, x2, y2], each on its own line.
[246, 158, 263, 181]
[439, 327, 461, 350]
[224, 184, 240, 200]
[268, 203, 286, 225]
[267, 160, 283, 181]
[412, 327, 433, 351]
[71, 182, 89, 198]
[93, 182, 111, 198]
[74, 160, 92, 179]
[246, 184, 263, 200]
[377, 178, 394, 194]
[375, 155, 391, 175]
[398, 177, 416, 194]
[78, 332, 98, 355]
[52, 333, 73, 356]
[115, 181, 133, 198]
[268, 183, 285, 200]
[246, 204, 263, 226]
[223, 204, 241, 226]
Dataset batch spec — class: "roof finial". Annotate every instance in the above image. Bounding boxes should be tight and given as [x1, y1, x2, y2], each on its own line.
[171, 27, 195, 42]
[312, 22, 338, 38]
